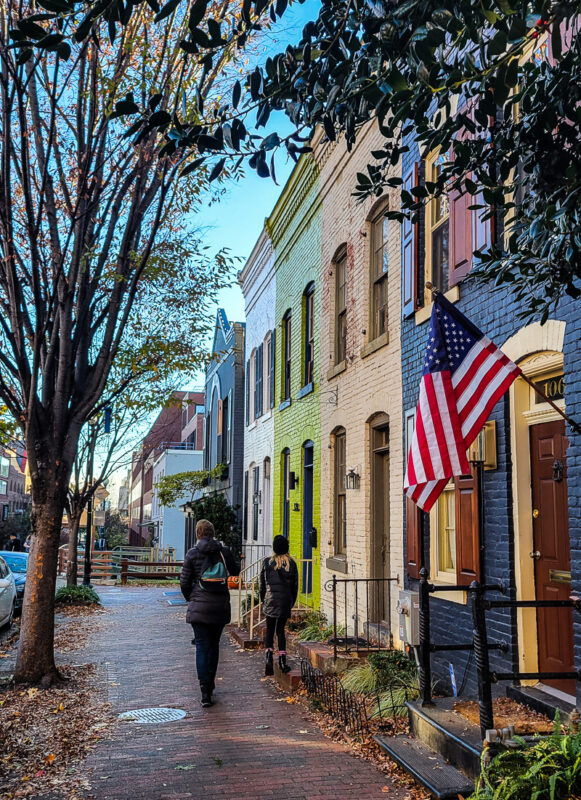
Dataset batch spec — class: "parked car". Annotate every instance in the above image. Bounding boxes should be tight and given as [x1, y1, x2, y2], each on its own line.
[0, 554, 17, 629]
[0, 551, 28, 613]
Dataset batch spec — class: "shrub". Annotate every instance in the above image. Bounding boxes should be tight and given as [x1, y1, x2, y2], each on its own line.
[342, 650, 417, 694]
[55, 585, 101, 606]
[470, 714, 581, 800]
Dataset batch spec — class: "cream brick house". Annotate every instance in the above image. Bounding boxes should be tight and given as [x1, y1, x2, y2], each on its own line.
[314, 124, 404, 642]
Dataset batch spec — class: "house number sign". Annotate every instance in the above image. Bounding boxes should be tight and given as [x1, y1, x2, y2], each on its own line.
[535, 374, 564, 404]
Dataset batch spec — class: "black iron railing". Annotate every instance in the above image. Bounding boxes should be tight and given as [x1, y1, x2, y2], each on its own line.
[301, 659, 369, 738]
[417, 568, 581, 738]
[326, 575, 398, 661]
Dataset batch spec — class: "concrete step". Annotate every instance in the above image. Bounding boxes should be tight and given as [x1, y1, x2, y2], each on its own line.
[407, 698, 482, 781]
[375, 734, 474, 800]
[506, 684, 575, 725]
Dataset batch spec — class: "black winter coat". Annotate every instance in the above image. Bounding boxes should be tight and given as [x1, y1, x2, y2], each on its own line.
[180, 538, 240, 626]
[259, 557, 298, 618]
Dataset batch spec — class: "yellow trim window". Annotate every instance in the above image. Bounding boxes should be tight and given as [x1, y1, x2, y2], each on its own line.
[435, 481, 456, 580]
[425, 152, 450, 295]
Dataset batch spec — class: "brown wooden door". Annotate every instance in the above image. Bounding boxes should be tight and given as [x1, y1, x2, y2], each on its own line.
[530, 420, 574, 694]
[371, 423, 390, 622]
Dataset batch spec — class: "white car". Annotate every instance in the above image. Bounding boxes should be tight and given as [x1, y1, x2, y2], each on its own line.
[0, 554, 17, 629]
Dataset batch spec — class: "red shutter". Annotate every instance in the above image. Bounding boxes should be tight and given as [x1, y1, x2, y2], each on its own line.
[406, 495, 422, 579]
[455, 465, 481, 586]
[217, 398, 223, 435]
[449, 181, 473, 286]
[402, 163, 420, 317]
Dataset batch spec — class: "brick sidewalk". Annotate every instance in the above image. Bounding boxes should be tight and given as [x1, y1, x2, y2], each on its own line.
[77, 587, 408, 800]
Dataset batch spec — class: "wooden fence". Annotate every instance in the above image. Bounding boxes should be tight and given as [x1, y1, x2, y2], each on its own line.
[120, 559, 184, 584]
[57, 546, 177, 582]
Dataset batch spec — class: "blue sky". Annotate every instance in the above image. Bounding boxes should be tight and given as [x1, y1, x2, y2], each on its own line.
[197, 0, 321, 328]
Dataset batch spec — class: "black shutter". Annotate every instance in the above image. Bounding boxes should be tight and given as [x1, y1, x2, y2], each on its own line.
[270, 329, 276, 408]
[406, 496, 422, 579]
[402, 163, 420, 318]
[245, 359, 250, 426]
[256, 343, 263, 418]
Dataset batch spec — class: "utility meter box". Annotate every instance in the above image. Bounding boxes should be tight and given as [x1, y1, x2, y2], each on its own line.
[398, 590, 420, 646]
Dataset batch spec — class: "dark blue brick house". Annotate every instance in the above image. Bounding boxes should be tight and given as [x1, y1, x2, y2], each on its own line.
[401, 136, 581, 707]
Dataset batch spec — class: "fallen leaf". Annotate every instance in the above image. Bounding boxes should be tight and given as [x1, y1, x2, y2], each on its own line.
[45, 753, 56, 765]
[381, 787, 391, 793]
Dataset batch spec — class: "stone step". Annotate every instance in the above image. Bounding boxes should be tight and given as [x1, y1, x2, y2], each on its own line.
[375, 734, 474, 800]
[229, 626, 262, 650]
[273, 661, 302, 693]
[407, 698, 482, 781]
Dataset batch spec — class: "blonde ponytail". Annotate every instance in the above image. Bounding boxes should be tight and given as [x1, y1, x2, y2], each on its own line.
[270, 553, 290, 571]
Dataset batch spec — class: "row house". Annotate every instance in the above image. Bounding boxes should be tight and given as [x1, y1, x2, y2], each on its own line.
[0, 442, 28, 525]
[401, 110, 581, 705]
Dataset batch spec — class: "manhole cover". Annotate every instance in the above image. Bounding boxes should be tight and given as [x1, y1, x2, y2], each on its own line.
[118, 708, 187, 724]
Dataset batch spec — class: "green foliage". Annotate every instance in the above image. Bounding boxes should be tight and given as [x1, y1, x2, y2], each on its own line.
[186, 493, 241, 557]
[293, 611, 345, 642]
[155, 465, 227, 507]
[102, 511, 128, 550]
[342, 650, 417, 694]
[55, 585, 101, 606]
[470, 714, 581, 800]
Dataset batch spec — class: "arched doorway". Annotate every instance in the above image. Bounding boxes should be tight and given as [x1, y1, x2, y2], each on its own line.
[302, 441, 314, 594]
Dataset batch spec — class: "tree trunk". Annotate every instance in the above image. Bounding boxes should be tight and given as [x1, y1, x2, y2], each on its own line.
[14, 497, 65, 685]
[66, 513, 81, 587]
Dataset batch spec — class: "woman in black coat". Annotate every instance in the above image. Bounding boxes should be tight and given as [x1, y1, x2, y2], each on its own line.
[180, 519, 240, 707]
[259, 535, 298, 676]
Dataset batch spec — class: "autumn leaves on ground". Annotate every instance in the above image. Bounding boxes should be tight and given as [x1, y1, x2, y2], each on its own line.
[0, 606, 114, 799]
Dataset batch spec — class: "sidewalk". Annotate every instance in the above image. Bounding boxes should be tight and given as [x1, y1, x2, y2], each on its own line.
[78, 587, 408, 800]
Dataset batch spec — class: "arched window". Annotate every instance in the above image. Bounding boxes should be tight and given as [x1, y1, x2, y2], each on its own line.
[333, 246, 347, 365]
[282, 310, 292, 401]
[369, 202, 390, 340]
[303, 282, 315, 386]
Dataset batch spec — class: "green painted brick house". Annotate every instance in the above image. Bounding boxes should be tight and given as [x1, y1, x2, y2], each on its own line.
[268, 155, 322, 608]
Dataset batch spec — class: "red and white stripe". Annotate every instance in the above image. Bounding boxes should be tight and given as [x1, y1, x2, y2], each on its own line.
[404, 336, 520, 512]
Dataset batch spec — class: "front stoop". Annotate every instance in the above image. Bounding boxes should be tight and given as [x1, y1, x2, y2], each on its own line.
[229, 626, 262, 649]
[506, 684, 575, 724]
[374, 734, 474, 800]
[407, 698, 482, 781]
[273, 661, 303, 693]
[295, 640, 355, 674]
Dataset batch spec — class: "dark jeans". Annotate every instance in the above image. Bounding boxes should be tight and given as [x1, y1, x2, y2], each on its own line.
[192, 623, 224, 690]
[265, 615, 288, 651]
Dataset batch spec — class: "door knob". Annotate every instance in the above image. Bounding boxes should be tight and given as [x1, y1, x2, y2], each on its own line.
[530, 550, 541, 560]
[532, 509, 539, 519]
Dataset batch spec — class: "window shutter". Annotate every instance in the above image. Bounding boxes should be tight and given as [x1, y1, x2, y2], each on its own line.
[402, 163, 420, 317]
[449, 182, 473, 286]
[256, 343, 263, 417]
[406, 496, 422, 579]
[270, 328, 276, 408]
[455, 465, 481, 585]
[245, 359, 250, 426]
[217, 398, 223, 435]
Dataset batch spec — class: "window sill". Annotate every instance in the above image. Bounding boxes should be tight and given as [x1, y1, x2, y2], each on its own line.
[415, 285, 460, 325]
[247, 420, 257, 431]
[278, 398, 291, 412]
[327, 360, 346, 381]
[430, 580, 468, 605]
[326, 556, 348, 574]
[361, 331, 389, 359]
[298, 382, 314, 399]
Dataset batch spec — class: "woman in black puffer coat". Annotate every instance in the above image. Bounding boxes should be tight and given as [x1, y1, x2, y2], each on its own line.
[259, 535, 298, 676]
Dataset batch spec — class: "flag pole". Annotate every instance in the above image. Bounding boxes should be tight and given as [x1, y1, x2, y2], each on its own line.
[424, 281, 581, 436]
[518, 373, 581, 435]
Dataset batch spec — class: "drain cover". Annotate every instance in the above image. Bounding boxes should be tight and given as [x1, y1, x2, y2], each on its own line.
[118, 707, 186, 724]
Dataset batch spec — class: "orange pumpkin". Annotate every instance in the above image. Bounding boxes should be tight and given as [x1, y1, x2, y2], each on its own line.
[227, 576, 240, 590]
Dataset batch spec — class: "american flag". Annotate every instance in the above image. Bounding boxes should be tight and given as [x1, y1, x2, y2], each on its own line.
[404, 293, 520, 511]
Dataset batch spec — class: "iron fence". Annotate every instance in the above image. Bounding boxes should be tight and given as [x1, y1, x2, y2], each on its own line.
[325, 575, 398, 660]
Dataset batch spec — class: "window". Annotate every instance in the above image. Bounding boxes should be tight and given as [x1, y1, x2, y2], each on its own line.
[221, 393, 230, 463]
[252, 466, 260, 541]
[304, 283, 315, 386]
[282, 311, 292, 401]
[334, 249, 347, 364]
[426, 152, 450, 293]
[0, 455, 8, 479]
[370, 211, 389, 338]
[243, 470, 249, 540]
[334, 429, 346, 554]
[430, 466, 481, 586]
[1, 479, 8, 496]
[249, 349, 257, 421]
[282, 448, 290, 539]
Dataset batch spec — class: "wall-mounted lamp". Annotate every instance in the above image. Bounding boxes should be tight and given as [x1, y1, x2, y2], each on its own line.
[468, 420, 497, 470]
[345, 468, 360, 490]
[289, 471, 299, 490]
